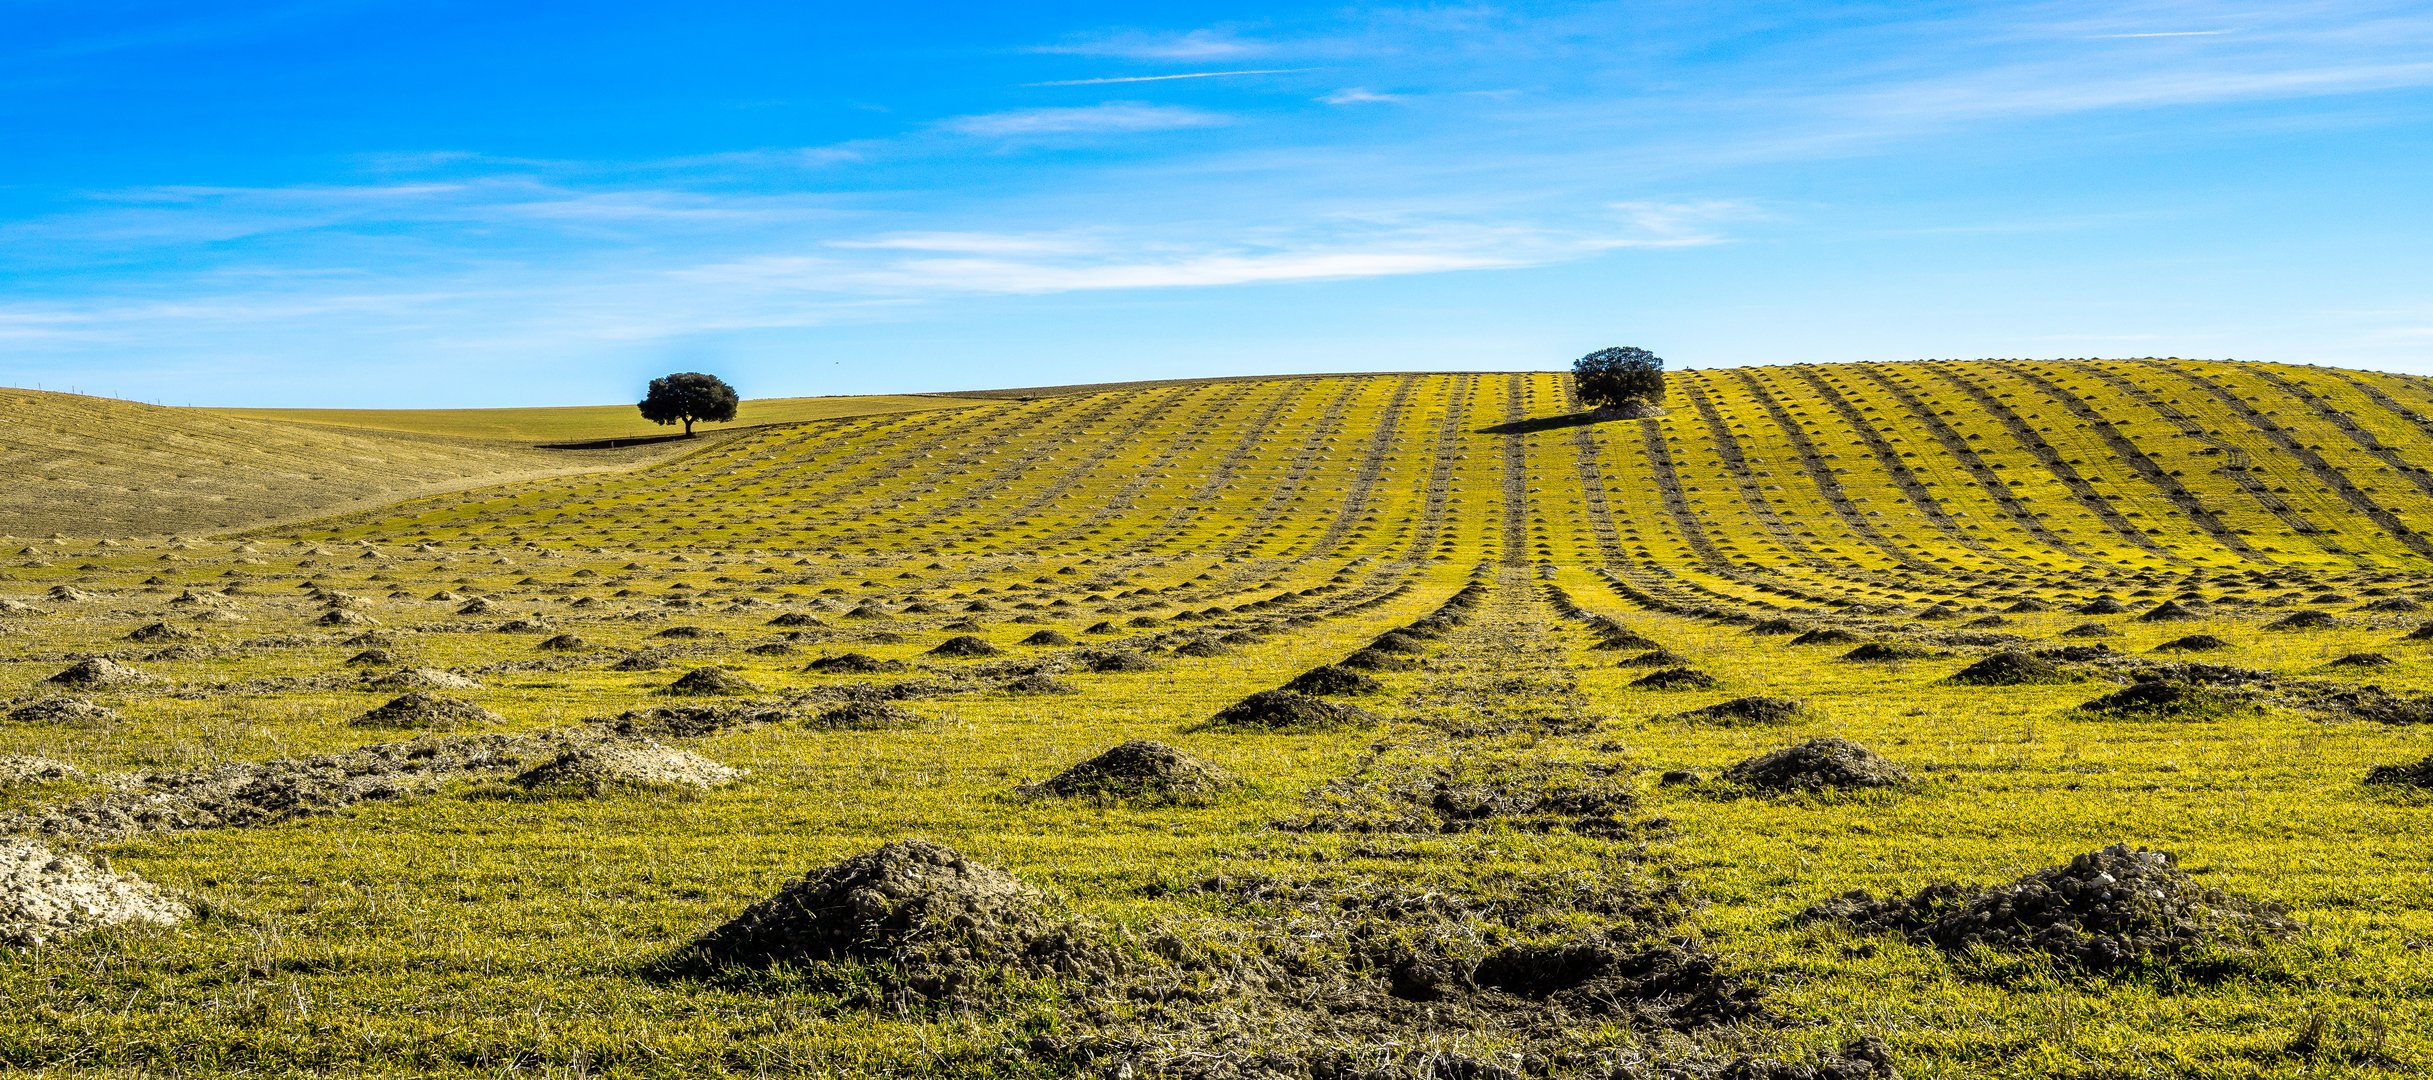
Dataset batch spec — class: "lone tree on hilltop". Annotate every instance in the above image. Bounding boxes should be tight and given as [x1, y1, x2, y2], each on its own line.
[1573, 346, 1666, 415]
[639, 372, 739, 436]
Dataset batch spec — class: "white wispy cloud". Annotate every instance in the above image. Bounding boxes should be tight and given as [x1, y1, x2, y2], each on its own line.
[940, 103, 1231, 138]
[1030, 69, 1308, 87]
[1033, 29, 1265, 60]
[1320, 87, 1400, 105]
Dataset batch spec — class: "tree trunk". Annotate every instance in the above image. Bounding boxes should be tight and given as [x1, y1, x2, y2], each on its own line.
[683, 417, 694, 436]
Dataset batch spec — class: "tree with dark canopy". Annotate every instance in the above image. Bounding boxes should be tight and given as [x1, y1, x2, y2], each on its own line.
[638, 372, 740, 436]
[1572, 346, 1666, 413]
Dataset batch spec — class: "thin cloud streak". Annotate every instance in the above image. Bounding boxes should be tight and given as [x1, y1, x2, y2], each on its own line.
[1029, 69, 1309, 86]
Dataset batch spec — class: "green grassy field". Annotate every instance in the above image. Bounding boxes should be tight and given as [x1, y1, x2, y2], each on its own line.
[3, 360, 2433, 1077]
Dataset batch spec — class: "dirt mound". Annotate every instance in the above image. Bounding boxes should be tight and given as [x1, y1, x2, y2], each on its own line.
[2360, 596, 2424, 613]
[2078, 597, 2130, 614]
[1676, 697, 1806, 726]
[688, 840, 1088, 1002]
[927, 635, 1002, 658]
[1282, 665, 1384, 696]
[345, 648, 396, 666]
[2059, 622, 2120, 638]
[1632, 667, 1719, 690]
[366, 667, 482, 691]
[1170, 637, 1231, 658]
[2365, 754, 2433, 788]
[1789, 628, 1864, 646]
[1802, 843, 2298, 976]
[2136, 601, 2204, 623]
[2076, 680, 2247, 720]
[514, 739, 743, 792]
[43, 658, 152, 689]
[125, 622, 197, 644]
[2329, 651, 2394, 668]
[2152, 634, 2229, 653]
[1614, 647, 1692, 667]
[610, 652, 670, 672]
[661, 666, 760, 696]
[537, 633, 590, 651]
[1340, 646, 1418, 672]
[1072, 647, 1158, 673]
[1946, 651, 2074, 686]
[0, 839, 188, 947]
[1020, 740, 1233, 805]
[1720, 737, 1909, 793]
[1209, 690, 1376, 731]
[999, 673, 1076, 695]
[4, 697, 120, 727]
[807, 701, 921, 730]
[1840, 642, 1938, 663]
[1020, 630, 1074, 647]
[351, 691, 504, 730]
[805, 652, 906, 674]
[0, 756, 81, 787]
[2266, 610, 2339, 631]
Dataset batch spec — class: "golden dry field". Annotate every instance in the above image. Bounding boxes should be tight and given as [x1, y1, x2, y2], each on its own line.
[4, 359, 2433, 1078]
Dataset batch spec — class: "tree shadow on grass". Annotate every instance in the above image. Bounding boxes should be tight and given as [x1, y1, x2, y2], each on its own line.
[1479, 411, 1615, 435]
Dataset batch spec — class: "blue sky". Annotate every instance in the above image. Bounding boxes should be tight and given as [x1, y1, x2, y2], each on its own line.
[5, 1, 2431, 406]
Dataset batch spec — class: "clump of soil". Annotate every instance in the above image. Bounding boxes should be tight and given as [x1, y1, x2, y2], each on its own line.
[1840, 642, 1939, 663]
[1946, 651, 2075, 686]
[2078, 597, 2130, 615]
[662, 666, 760, 696]
[1020, 630, 1074, 647]
[0, 756, 82, 787]
[345, 648, 396, 666]
[2365, 754, 2433, 788]
[1615, 648, 1692, 667]
[1719, 738, 1909, 793]
[2060, 622, 2121, 638]
[1790, 628, 1864, 646]
[1170, 638, 1231, 658]
[2330, 652, 2393, 668]
[1366, 630, 1431, 655]
[1801, 843, 2299, 977]
[366, 667, 482, 691]
[4, 697, 120, 727]
[2076, 680, 2248, 720]
[2404, 621, 2433, 641]
[1282, 665, 1383, 696]
[2152, 634, 2229, 653]
[805, 653, 906, 674]
[610, 652, 669, 672]
[1209, 690, 1376, 731]
[687, 840, 1090, 1003]
[0, 838, 188, 947]
[1675, 697, 1806, 726]
[928, 635, 1002, 658]
[2267, 610, 2339, 632]
[125, 622, 196, 644]
[1000, 673, 1076, 695]
[44, 658, 152, 689]
[2136, 601, 2204, 623]
[514, 739, 743, 793]
[1020, 740, 1233, 805]
[807, 701, 920, 730]
[1633, 667, 1719, 690]
[351, 691, 504, 730]
[2360, 596, 2425, 613]
[537, 633, 590, 651]
[1340, 647, 1417, 672]
[1072, 647, 1158, 673]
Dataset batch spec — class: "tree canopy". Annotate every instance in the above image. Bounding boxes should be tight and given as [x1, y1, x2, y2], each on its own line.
[1572, 347, 1666, 411]
[638, 372, 740, 436]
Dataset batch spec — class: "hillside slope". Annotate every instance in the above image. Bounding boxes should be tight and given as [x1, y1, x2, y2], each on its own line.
[313, 359, 2433, 592]
[0, 388, 977, 537]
